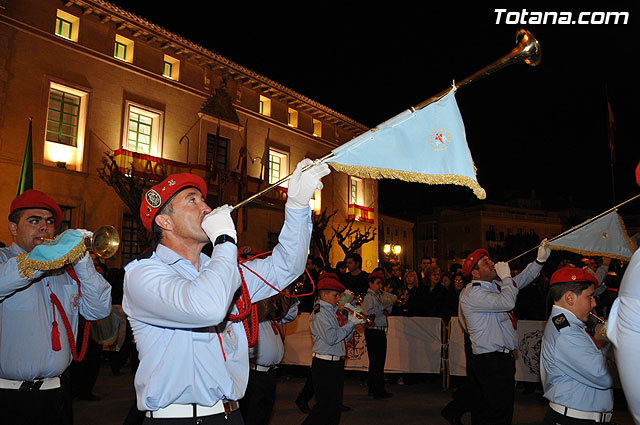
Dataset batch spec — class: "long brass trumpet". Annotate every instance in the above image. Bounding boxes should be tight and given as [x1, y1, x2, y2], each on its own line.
[40, 225, 120, 260]
[231, 28, 541, 211]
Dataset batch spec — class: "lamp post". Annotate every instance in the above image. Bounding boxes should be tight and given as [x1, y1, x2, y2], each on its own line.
[383, 242, 402, 263]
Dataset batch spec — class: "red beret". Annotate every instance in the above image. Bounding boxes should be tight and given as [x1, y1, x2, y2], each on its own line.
[550, 267, 599, 287]
[317, 274, 345, 292]
[10, 189, 63, 227]
[462, 248, 489, 278]
[140, 173, 207, 231]
[368, 271, 385, 282]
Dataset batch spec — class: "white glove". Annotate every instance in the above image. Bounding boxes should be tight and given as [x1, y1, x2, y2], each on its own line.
[348, 312, 366, 326]
[495, 262, 511, 280]
[537, 238, 551, 263]
[75, 229, 93, 239]
[286, 159, 331, 210]
[201, 205, 237, 243]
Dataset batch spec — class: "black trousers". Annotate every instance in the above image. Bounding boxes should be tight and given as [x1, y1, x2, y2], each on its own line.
[301, 357, 344, 425]
[239, 368, 277, 425]
[442, 333, 478, 423]
[297, 367, 314, 403]
[0, 374, 73, 425]
[142, 410, 243, 425]
[470, 351, 516, 425]
[364, 328, 387, 395]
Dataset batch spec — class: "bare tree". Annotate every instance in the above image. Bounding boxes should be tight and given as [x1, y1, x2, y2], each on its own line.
[311, 208, 337, 268]
[97, 153, 152, 251]
[331, 219, 376, 258]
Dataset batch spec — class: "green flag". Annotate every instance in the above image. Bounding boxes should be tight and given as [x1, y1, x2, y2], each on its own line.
[17, 119, 33, 195]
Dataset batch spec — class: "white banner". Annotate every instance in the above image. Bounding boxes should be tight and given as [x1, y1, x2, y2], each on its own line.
[281, 314, 443, 373]
[448, 317, 545, 382]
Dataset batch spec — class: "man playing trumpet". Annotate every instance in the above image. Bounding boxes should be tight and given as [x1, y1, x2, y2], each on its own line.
[0, 189, 112, 424]
[123, 158, 329, 424]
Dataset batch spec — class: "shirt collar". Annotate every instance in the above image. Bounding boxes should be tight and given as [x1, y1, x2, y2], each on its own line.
[9, 242, 26, 255]
[155, 244, 209, 268]
[551, 305, 585, 329]
[318, 299, 338, 312]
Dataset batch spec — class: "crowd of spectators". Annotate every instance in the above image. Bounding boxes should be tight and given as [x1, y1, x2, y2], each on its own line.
[297, 253, 626, 326]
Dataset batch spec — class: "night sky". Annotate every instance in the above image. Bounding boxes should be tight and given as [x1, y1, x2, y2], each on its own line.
[110, 2, 637, 219]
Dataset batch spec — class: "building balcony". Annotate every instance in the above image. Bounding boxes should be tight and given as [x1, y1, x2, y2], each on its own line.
[348, 203, 374, 223]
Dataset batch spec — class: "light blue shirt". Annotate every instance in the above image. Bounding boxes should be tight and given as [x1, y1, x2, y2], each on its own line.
[0, 243, 112, 380]
[459, 260, 542, 354]
[122, 207, 311, 412]
[541, 305, 613, 413]
[309, 300, 356, 357]
[250, 300, 298, 367]
[362, 289, 392, 328]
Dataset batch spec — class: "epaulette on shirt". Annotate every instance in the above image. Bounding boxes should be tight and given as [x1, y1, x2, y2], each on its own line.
[473, 282, 481, 287]
[552, 313, 570, 331]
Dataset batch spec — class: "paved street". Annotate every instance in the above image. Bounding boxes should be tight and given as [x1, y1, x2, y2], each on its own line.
[74, 363, 634, 425]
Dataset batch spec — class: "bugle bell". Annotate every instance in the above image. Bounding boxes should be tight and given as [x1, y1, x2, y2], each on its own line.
[88, 225, 120, 259]
[41, 225, 121, 260]
[338, 290, 375, 327]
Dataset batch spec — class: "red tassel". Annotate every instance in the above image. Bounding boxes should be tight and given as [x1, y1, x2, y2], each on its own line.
[51, 320, 61, 351]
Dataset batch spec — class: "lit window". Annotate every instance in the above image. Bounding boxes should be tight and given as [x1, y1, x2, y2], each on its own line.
[123, 102, 163, 157]
[114, 34, 134, 63]
[43, 82, 88, 171]
[114, 41, 127, 61]
[313, 119, 322, 137]
[55, 10, 79, 42]
[268, 149, 289, 186]
[349, 176, 363, 205]
[288, 108, 298, 127]
[259, 95, 271, 117]
[128, 112, 152, 154]
[46, 88, 80, 147]
[163, 55, 180, 80]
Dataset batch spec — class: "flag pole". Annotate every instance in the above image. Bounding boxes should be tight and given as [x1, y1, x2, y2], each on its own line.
[507, 193, 640, 263]
[230, 29, 541, 211]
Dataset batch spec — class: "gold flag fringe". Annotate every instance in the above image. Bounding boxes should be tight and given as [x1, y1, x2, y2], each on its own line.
[547, 213, 636, 262]
[548, 245, 632, 262]
[16, 241, 87, 279]
[328, 163, 486, 200]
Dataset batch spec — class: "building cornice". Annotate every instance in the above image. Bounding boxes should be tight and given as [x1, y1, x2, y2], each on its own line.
[66, 0, 369, 134]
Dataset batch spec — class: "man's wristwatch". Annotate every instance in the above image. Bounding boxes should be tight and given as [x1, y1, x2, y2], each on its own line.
[214, 234, 236, 246]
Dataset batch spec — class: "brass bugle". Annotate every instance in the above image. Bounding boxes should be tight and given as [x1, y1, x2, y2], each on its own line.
[589, 312, 607, 325]
[340, 303, 375, 328]
[40, 225, 120, 259]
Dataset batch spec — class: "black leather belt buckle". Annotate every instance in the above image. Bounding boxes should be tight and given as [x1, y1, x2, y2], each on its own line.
[19, 380, 43, 391]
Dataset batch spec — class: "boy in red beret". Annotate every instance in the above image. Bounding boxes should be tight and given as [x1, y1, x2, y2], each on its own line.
[302, 273, 364, 425]
[540, 267, 614, 424]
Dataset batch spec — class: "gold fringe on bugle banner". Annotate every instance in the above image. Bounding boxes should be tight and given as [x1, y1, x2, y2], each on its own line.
[328, 163, 487, 200]
[16, 241, 86, 279]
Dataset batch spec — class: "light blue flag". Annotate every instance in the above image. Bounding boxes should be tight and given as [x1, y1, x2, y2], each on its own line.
[548, 211, 636, 261]
[326, 89, 486, 199]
